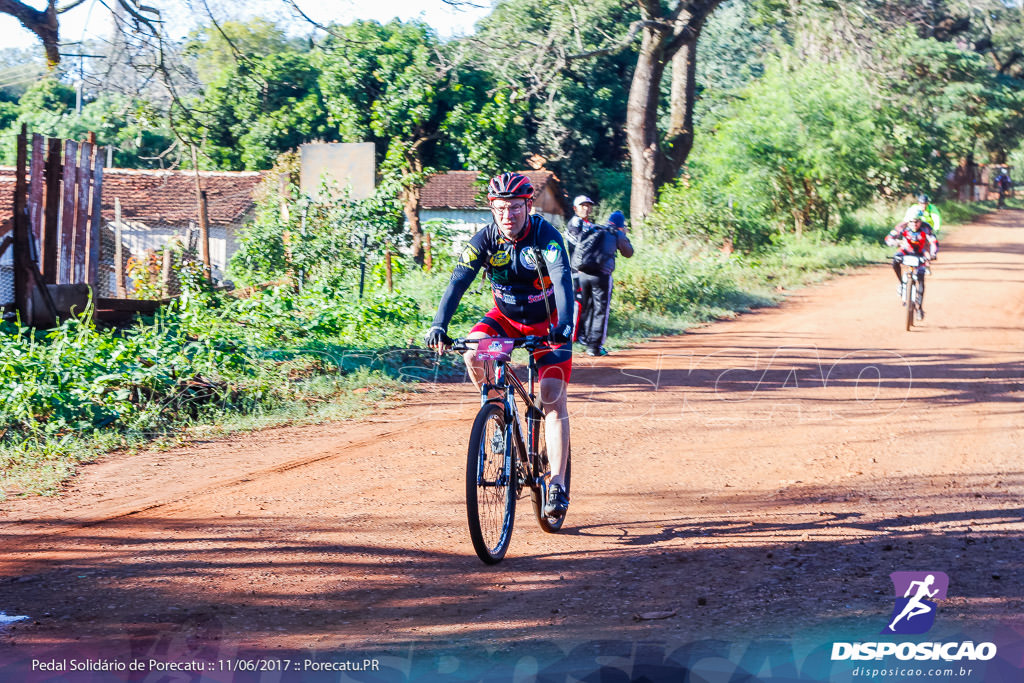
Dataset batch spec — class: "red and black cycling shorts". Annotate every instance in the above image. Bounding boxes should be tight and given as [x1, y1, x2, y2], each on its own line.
[470, 307, 572, 383]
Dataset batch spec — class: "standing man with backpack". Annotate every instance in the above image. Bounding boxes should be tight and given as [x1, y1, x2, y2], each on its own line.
[565, 195, 597, 336]
[570, 209, 634, 356]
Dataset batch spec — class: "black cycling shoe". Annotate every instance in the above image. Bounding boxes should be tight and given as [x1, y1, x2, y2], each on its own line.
[544, 483, 569, 518]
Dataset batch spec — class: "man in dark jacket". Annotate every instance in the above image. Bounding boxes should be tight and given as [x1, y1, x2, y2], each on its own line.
[565, 195, 596, 335]
[575, 210, 634, 356]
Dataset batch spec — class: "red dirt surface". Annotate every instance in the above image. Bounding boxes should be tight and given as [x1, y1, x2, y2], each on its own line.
[1, 210, 1023, 680]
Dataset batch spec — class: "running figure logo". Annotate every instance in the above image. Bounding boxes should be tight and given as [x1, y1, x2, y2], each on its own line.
[883, 571, 949, 635]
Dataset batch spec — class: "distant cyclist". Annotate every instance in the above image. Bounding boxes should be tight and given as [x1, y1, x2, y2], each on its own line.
[886, 212, 937, 316]
[994, 169, 1012, 208]
[425, 172, 575, 519]
[902, 194, 942, 234]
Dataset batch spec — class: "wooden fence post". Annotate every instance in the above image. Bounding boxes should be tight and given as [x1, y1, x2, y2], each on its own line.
[85, 141, 104, 285]
[191, 145, 212, 282]
[199, 190, 211, 281]
[424, 232, 432, 273]
[73, 141, 93, 282]
[13, 128, 30, 322]
[41, 138, 61, 284]
[385, 248, 393, 293]
[160, 247, 173, 299]
[278, 172, 291, 224]
[58, 140, 78, 284]
[28, 134, 44, 247]
[114, 198, 126, 298]
[13, 126, 56, 327]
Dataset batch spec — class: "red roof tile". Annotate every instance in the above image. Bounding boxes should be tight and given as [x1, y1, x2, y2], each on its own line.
[420, 170, 558, 209]
[100, 169, 264, 225]
[0, 167, 264, 228]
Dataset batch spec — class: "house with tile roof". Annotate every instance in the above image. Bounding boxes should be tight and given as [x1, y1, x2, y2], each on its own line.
[419, 169, 570, 231]
[98, 168, 264, 286]
[0, 167, 263, 298]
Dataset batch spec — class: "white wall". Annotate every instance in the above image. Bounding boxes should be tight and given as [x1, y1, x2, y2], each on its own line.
[115, 221, 235, 272]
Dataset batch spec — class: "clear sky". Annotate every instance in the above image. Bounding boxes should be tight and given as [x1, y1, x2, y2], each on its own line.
[0, 0, 494, 52]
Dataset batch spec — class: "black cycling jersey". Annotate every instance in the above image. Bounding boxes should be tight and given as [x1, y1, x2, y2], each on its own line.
[432, 214, 574, 331]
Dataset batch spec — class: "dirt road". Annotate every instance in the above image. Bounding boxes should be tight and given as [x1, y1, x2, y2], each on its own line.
[1, 210, 1023, 681]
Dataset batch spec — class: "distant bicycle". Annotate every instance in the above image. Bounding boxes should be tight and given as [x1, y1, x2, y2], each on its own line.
[899, 254, 928, 331]
[450, 335, 572, 564]
[886, 215, 934, 331]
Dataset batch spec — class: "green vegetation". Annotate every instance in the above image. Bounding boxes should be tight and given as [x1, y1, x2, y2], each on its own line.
[0, 283, 460, 497]
[2, 0, 1024, 495]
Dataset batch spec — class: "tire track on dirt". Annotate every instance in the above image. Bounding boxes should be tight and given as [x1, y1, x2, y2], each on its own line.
[0, 420, 464, 552]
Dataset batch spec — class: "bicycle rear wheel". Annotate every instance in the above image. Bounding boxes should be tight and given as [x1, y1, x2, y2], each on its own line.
[529, 410, 572, 533]
[466, 402, 516, 564]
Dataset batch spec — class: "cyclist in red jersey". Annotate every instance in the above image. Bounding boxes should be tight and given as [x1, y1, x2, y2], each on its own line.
[886, 212, 937, 313]
[425, 172, 575, 518]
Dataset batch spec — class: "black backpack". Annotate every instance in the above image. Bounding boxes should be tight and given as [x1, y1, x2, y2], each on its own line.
[570, 226, 616, 275]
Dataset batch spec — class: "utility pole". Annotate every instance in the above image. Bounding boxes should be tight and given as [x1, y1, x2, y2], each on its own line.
[190, 145, 212, 282]
[58, 53, 105, 114]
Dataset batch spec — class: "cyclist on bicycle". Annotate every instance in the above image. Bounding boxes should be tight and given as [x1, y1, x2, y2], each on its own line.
[903, 194, 942, 233]
[425, 172, 575, 518]
[886, 212, 936, 315]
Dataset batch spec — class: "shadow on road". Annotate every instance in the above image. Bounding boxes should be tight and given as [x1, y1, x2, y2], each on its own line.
[2, 470, 1021, 653]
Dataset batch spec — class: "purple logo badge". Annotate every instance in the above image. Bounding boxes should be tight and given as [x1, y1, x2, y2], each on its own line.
[882, 571, 949, 635]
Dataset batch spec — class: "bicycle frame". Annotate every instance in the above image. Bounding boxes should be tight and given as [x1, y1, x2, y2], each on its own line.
[459, 337, 546, 494]
[453, 333, 571, 561]
[900, 255, 927, 330]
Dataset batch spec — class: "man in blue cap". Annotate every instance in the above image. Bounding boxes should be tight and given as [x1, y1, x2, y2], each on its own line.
[574, 210, 634, 356]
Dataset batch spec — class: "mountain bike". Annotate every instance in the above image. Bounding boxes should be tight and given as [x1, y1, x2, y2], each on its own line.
[899, 254, 927, 331]
[450, 335, 572, 564]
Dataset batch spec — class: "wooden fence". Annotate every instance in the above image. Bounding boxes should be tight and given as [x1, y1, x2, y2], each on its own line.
[2, 126, 159, 327]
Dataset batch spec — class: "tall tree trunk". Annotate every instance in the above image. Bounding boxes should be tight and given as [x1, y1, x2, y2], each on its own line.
[625, 1, 723, 227]
[400, 142, 434, 266]
[626, 29, 668, 226]
[662, 39, 699, 186]
[402, 183, 425, 266]
[0, 0, 60, 66]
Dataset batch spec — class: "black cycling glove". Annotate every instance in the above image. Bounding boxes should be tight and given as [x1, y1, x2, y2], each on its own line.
[549, 323, 573, 346]
[424, 325, 452, 349]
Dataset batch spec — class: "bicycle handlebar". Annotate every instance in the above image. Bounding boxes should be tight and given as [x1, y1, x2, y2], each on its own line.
[450, 335, 549, 354]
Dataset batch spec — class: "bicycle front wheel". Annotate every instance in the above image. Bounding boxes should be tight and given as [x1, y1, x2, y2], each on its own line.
[466, 402, 516, 564]
[905, 279, 916, 331]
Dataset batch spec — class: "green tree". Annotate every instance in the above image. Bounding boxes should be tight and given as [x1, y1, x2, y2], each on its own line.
[183, 18, 302, 85]
[188, 50, 331, 170]
[470, 0, 636, 203]
[0, 78, 175, 167]
[318, 20, 516, 263]
[888, 36, 1024, 167]
[652, 51, 884, 243]
[469, 0, 730, 224]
